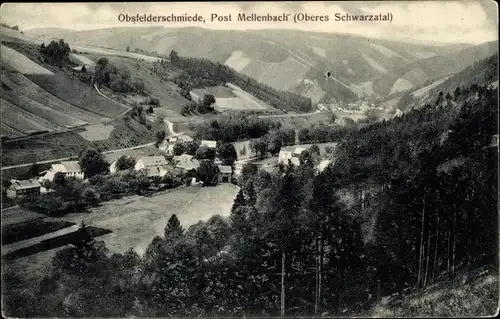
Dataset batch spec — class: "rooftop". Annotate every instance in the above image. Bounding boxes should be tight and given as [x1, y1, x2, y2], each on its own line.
[218, 165, 233, 174]
[138, 156, 168, 167]
[51, 161, 81, 173]
[10, 179, 41, 190]
[104, 145, 164, 163]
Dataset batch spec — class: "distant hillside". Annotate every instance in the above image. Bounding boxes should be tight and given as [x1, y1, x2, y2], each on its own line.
[374, 41, 498, 96]
[385, 52, 499, 112]
[25, 27, 488, 103]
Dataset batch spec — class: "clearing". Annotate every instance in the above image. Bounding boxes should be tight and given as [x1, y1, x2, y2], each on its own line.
[46, 184, 239, 255]
[78, 123, 115, 141]
[224, 50, 252, 72]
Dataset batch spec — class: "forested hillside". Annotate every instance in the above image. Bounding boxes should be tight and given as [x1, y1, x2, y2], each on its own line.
[3, 82, 497, 317]
[166, 51, 313, 113]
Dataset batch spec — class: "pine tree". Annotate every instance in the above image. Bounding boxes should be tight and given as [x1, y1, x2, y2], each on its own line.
[165, 214, 184, 239]
[231, 189, 246, 214]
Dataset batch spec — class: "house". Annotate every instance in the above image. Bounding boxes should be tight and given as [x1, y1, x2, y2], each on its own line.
[6, 179, 41, 199]
[134, 156, 168, 171]
[175, 154, 200, 173]
[316, 159, 332, 173]
[134, 156, 170, 178]
[218, 165, 232, 183]
[278, 145, 312, 166]
[167, 134, 193, 144]
[200, 140, 217, 149]
[40, 161, 84, 181]
[159, 134, 194, 154]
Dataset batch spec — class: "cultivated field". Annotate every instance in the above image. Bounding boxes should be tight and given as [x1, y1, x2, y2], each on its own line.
[1, 124, 25, 138]
[1, 98, 56, 133]
[0, 44, 54, 75]
[2, 71, 105, 123]
[27, 73, 129, 118]
[225, 83, 275, 110]
[2, 89, 87, 128]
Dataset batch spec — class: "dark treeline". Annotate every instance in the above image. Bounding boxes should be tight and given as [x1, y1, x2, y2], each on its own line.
[168, 50, 313, 113]
[193, 115, 281, 142]
[4, 84, 497, 317]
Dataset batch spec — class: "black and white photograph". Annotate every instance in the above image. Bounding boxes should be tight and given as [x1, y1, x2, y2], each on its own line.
[0, 1, 498, 317]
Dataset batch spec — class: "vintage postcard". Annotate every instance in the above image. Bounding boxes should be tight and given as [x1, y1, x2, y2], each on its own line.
[0, 1, 498, 317]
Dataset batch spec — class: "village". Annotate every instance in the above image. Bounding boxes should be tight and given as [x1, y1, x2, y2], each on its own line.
[5, 133, 338, 201]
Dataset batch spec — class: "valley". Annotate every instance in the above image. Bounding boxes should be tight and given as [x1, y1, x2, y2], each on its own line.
[0, 10, 498, 319]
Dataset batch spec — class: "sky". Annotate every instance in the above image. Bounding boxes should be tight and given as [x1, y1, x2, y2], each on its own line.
[0, 1, 498, 44]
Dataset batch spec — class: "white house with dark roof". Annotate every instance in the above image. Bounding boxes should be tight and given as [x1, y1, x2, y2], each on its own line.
[7, 179, 41, 199]
[134, 156, 170, 177]
[278, 145, 312, 166]
[40, 161, 84, 182]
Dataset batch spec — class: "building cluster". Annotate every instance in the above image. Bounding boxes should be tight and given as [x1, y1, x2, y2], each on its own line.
[6, 138, 234, 200]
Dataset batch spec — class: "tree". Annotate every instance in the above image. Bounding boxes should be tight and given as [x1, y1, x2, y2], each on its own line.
[197, 160, 218, 186]
[79, 148, 109, 178]
[165, 214, 184, 240]
[195, 146, 216, 160]
[203, 94, 216, 108]
[53, 172, 66, 188]
[115, 156, 136, 171]
[169, 50, 180, 64]
[231, 189, 246, 214]
[250, 136, 269, 159]
[298, 128, 311, 143]
[267, 130, 283, 156]
[173, 143, 185, 156]
[329, 113, 337, 124]
[155, 130, 166, 147]
[217, 142, 237, 166]
[40, 39, 71, 66]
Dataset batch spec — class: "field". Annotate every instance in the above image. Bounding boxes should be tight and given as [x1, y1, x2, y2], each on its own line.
[27, 73, 129, 118]
[78, 123, 115, 141]
[226, 83, 276, 111]
[3, 89, 87, 128]
[44, 184, 239, 255]
[233, 139, 257, 160]
[1, 98, 56, 133]
[2, 71, 105, 123]
[0, 44, 54, 75]
[1, 117, 155, 166]
[1, 183, 239, 298]
[1, 124, 25, 138]
[68, 53, 96, 66]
